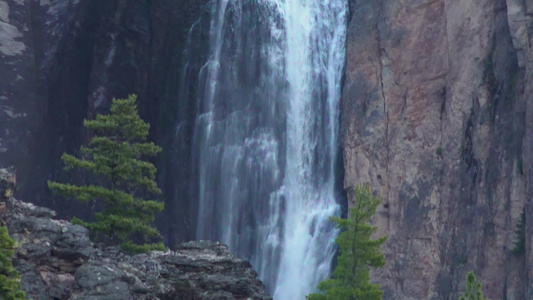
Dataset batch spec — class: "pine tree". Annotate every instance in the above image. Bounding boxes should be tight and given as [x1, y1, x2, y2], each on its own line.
[48, 95, 166, 254]
[459, 271, 489, 300]
[307, 185, 387, 300]
[0, 226, 26, 299]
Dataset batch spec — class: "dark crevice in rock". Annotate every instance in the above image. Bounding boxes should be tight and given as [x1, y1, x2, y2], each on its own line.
[375, 0, 391, 209]
[160, 1, 212, 248]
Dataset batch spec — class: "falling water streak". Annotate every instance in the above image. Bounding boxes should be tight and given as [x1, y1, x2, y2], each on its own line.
[195, 0, 230, 239]
[272, 2, 347, 297]
[193, 0, 347, 299]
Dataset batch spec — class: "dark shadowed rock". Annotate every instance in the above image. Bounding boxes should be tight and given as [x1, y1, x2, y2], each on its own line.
[0, 0, 210, 248]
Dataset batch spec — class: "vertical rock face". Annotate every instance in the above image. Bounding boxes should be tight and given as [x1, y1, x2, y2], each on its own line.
[342, 0, 532, 298]
[0, 0, 209, 247]
[0, 0, 84, 204]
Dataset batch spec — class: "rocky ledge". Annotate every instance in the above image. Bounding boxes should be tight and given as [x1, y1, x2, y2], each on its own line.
[0, 169, 271, 300]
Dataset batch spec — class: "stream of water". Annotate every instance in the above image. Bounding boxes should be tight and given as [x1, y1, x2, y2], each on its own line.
[192, 0, 347, 298]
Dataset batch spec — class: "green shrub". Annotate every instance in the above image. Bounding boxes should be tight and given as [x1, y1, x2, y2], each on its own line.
[436, 147, 443, 156]
[459, 271, 489, 300]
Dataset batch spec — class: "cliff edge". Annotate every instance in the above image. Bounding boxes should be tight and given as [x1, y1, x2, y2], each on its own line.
[0, 168, 271, 300]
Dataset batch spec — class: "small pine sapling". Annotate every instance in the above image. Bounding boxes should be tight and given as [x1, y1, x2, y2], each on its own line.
[0, 226, 26, 299]
[459, 271, 489, 300]
[307, 185, 387, 300]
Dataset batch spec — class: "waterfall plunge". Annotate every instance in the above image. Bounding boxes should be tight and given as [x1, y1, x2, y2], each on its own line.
[192, 0, 347, 298]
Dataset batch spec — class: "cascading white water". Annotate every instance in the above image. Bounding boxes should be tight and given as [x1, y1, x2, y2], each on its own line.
[192, 0, 347, 298]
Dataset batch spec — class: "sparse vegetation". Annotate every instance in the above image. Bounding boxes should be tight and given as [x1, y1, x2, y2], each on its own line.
[456, 255, 468, 266]
[459, 271, 489, 300]
[436, 147, 443, 156]
[511, 207, 525, 256]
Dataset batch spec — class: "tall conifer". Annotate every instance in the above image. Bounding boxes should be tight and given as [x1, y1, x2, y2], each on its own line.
[48, 95, 166, 253]
[307, 185, 387, 300]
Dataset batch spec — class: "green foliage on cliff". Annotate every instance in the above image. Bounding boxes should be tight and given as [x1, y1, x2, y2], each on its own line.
[48, 95, 166, 254]
[512, 207, 525, 256]
[0, 226, 26, 299]
[436, 146, 443, 156]
[307, 186, 387, 300]
[459, 271, 489, 300]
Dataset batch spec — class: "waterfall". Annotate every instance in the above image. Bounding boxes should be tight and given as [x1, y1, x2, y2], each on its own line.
[192, 0, 347, 298]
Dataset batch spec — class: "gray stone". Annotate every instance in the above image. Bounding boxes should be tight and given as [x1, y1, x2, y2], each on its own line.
[342, 0, 531, 299]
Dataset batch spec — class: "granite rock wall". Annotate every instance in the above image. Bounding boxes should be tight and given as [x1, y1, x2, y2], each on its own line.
[342, 0, 532, 298]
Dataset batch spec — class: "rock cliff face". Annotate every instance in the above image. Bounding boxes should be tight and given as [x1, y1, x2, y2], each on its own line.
[0, 0, 209, 247]
[0, 172, 270, 300]
[342, 0, 533, 299]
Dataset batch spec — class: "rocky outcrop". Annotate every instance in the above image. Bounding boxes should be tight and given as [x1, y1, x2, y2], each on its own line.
[1, 197, 271, 299]
[342, 0, 531, 299]
[0, 0, 209, 247]
[1, 167, 270, 299]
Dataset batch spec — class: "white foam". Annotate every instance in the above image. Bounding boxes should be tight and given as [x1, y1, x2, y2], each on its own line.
[193, 0, 347, 298]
